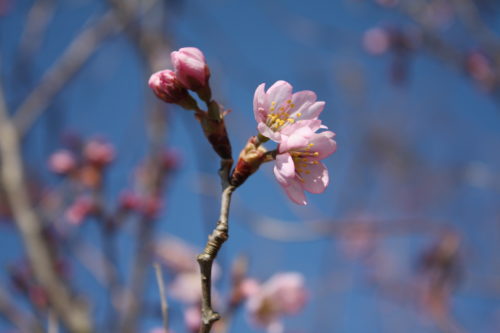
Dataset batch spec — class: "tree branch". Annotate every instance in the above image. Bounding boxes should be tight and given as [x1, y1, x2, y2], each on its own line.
[0, 81, 92, 332]
[197, 179, 236, 333]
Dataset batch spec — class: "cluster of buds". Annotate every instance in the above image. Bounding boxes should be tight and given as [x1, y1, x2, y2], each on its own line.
[48, 137, 116, 189]
[149, 47, 231, 161]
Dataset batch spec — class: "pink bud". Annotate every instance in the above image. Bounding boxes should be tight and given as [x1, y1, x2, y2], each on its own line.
[65, 196, 95, 225]
[48, 149, 77, 175]
[83, 139, 115, 167]
[118, 190, 141, 211]
[149, 70, 189, 103]
[171, 47, 210, 91]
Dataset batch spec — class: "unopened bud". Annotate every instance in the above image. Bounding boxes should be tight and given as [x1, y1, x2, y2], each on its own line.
[171, 47, 211, 101]
[149, 70, 199, 110]
[230, 136, 267, 187]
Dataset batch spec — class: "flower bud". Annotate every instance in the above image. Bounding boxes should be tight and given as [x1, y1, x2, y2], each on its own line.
[230, 136, 267, 187]
[171, 47, 211, 101]
[48, 149, 77, 175]
[149, 70, 199, 109]
[83, 139, 115, 167]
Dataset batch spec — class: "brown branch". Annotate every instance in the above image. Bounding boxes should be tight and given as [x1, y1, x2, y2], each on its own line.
[0, 83, 91, 332]
[197, 180, 236, 333]
[12, 0, 160, 137]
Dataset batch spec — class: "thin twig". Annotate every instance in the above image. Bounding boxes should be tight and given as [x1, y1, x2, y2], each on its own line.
[153, 263, 169, 332]
[197, 182, 236, 333]
[48, 308, 59, 333]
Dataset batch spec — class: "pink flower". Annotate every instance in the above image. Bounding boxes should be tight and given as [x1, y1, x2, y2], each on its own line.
[65, 196, 95, 225]
[274, 122, 336, 205]
[149, 70, 189, 103]
[253, 81, 325, 142]
[171, 47, 210, 91]
[363, 27, 390, 55]
[83, 139, 115, 167]
[184, 306, 201, 332]
[246, 273, 308, 328]
[48, 149, 77, 174]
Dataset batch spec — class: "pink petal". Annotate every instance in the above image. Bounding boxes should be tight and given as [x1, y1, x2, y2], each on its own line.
[279, 129, 312, 153]
[179, 47, 205, 62]
[274, 153, 295, 185]
[299, 101, 325, 120]
[266, 81, 292, 107]
[253, 83, 267, 122]
[280, 119, 323, 137]
[290, 90, 317, 119]
[310, 131, 337, 159]
[257, 122, 282, 142]
[301, 162, 329, 194]
[283, 178, 307, 205]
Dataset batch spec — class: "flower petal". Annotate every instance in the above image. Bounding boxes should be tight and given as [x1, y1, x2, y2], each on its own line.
[273, 153, 295, 185]
[253, 83, 267, 122]
[283, 178, 307, 205]
[301, 162, 329, 194]
[266, 81, 292, 107]
[300, 101, 325, 120]
[310, 131, 337, 159]
[290, 90, 317, 119]
[279, 128, 312, 153]
[257, 123, 281, 142]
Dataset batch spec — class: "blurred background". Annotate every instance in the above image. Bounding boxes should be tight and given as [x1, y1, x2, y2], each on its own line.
[1, 0, 500, 332]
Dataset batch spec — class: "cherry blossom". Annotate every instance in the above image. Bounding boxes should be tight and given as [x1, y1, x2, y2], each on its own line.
[253, 80, 325, 142]
[273, 122, 336, 205]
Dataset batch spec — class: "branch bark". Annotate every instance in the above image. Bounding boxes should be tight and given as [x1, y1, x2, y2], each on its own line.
[197, 171, 235, 333]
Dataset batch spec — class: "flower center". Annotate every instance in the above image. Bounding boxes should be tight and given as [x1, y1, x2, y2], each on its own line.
[265, 100, 302, 131]
[290, 144, 319, 180]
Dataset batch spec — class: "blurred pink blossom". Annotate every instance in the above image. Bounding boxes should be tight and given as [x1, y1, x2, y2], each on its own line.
[156, 236, 199, 273]
[48, 149, 77, 175]
[171, 47, 210, 91]
[466, 51, 496, 91]
[363, 27, 390, 55]
[253, 80, 325, 143]
[65, 196, 95, 225]
[83, 139, 115, 167]
[184, 306, 201, 332]
[274, 122, 336, 205]
[246, 272, 308, 328]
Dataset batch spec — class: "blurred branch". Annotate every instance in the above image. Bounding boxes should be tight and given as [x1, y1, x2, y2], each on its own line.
[0, 81, 92, 332]
[0, 287, 44, 333]
[12, 0, 160, 137]
[153, 263, 169, 333]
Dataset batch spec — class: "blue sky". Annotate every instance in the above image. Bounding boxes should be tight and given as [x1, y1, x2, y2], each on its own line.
[2, 0, 500, 332]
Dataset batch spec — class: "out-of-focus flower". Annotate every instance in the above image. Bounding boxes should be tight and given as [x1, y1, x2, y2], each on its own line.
[274, 121, 336, 205]
[254, 81, 325, 142]
[65, 196, 95, 225]
[184, 306, 201, 333]
[161, 149, 181, 171]
[169, 273, 202, 304]
[246, 272, 308, 329]
[83, 139, 115, 167]
[118, 190, 141, 211]
[48, 149, 77, 175]
[171, 47, 210, 92]
[156, 236, 199, 273]
[363, 27, 390, 55]
[466, 51, 496, 91]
